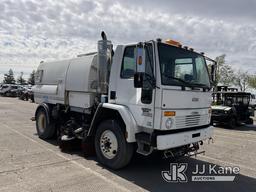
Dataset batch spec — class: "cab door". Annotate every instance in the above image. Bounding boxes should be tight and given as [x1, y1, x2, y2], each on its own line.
[115, 44, 156, 129]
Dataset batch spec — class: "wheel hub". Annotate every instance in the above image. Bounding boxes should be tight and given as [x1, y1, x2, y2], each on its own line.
[38, 113, 46, 133]
[100, 130, 118, 159]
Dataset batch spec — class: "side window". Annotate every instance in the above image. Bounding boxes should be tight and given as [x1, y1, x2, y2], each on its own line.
[145, 45, 154, 80]
[120, 44, 154, 105]
[35, 70, 43, 83]
[195, 57, 209, 83]
[121, 46, 136, 78]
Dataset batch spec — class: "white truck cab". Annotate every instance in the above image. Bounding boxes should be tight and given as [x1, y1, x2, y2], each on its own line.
[33, 32, 216, 169]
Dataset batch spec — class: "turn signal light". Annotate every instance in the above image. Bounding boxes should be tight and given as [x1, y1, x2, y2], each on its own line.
[137, 56, 142, 65]
[164, 111, 176, 116]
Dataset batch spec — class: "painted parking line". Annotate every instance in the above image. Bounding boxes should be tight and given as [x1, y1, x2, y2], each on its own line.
[198, 154, 256, 178]
[2, 123, 132, 192]
[213, 134, 256, 143]
[0, 101, 13, 105]
[214, 129, 256, 137]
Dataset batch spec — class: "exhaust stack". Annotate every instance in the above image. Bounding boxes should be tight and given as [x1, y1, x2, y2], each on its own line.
[97, 31, 112, 95]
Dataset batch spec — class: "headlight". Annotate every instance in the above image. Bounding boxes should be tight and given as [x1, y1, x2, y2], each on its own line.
[165, 118, 173, 129]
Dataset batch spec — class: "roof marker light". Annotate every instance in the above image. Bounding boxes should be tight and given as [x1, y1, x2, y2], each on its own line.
[165, 39, 181, 47]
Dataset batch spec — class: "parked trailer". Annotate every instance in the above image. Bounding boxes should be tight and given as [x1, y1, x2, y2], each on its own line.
[33, 32, 216, 169]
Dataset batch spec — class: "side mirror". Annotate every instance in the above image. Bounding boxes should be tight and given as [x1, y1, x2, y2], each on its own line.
[136, 43, 145, 73]
[211, 63, 216, 82]
[134, 43, 145, 88]
[134, 72, 144, 88]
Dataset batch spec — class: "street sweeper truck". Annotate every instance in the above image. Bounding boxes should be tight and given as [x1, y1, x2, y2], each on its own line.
[33, 32, 216, 169]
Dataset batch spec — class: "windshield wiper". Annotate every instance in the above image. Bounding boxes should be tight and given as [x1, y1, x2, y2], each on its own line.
[162, 74, 210, 90]
[162, 74, 194, 90]
[162, 74, 191, 86]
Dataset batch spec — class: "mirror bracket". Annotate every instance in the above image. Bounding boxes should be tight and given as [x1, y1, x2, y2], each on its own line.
[134, 72, 144, 88]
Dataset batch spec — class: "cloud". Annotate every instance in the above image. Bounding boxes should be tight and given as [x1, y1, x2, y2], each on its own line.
[0, 0, 256, 82]
[119, 0, 256, 24]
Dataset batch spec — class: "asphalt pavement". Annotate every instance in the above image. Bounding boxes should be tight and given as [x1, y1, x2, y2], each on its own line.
[0, 97, 256, 192]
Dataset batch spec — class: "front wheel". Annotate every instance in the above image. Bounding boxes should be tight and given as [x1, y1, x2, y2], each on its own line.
[95, 120, 134, 170]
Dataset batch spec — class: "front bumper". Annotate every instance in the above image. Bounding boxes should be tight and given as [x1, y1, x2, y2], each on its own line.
[156, 126, 213, 150]
[211, 114, 230, 123]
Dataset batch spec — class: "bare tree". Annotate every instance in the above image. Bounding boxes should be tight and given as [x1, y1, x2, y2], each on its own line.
[234, 70, 250, 91]
[215, 54, 235, 87]
[17, 72, 26, 85]
[248, 75, 256, 89]
[27, 70, 36, 85]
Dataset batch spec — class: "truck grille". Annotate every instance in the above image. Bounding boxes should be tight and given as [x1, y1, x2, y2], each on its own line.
[175, 114, 208, 129]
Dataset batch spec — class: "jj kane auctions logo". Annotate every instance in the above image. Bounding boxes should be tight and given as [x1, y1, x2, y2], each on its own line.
[162, 163, 240, 182]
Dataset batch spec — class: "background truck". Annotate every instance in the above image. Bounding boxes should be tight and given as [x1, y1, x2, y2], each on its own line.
[33, 32, 216, 169]
[211, 86, 254, 128]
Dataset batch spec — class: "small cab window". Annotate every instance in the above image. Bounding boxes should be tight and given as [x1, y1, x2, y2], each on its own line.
[35, 70, 43, 83]
[121, 46, 136, 78]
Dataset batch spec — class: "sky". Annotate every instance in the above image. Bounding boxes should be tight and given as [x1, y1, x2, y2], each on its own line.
[0, 0, 256, 82]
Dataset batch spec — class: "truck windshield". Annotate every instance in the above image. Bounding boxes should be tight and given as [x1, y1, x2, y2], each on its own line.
[158, 43, 211, 88]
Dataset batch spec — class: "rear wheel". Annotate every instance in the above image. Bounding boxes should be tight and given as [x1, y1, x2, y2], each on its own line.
[36, 107, 56, 139]
[5, 92, 10, 97]
[95, 120, 134, 170]
[228, 117, 236, 129]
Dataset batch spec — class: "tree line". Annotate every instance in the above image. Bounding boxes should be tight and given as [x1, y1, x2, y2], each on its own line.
[1, 69, 35, 85]
[1, 54, 256, 91]
[213, 54, 256, 91]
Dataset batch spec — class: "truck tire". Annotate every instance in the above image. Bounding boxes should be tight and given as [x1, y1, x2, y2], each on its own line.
[95, 119, 134, 170]
[36, 107, 56, 139]
[228, 117, 236, 129]
[246, 118, 254, 125]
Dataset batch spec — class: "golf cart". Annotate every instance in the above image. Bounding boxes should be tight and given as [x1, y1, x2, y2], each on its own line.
[211, 86, 254, 128]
